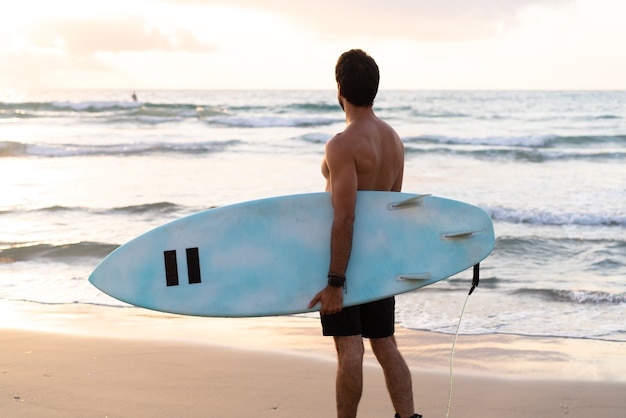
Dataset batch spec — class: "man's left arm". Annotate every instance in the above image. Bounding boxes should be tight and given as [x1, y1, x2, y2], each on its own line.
[308, 137, 358, 314]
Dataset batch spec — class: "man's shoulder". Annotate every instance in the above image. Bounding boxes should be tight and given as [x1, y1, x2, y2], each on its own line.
[325, 132, 351, 157]
[327, 127, 357, 145]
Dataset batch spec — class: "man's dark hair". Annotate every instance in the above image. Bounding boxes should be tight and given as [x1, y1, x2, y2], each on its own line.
[335, 49, 380, 107]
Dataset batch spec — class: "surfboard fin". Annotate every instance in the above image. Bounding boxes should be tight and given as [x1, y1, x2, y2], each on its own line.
[387, 194, 431, 210]
[396, 273, 432, 281]
[441, 229, 485, 239]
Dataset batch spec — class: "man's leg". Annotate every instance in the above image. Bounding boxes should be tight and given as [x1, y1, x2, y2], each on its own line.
[334, 335, 365, 418]
[370, 336, 415, 418]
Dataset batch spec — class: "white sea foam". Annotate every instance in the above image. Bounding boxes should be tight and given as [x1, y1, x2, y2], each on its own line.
[487, 206, 626, 227]
[51, 100, 142, 111]
[210, 115, 338, 128]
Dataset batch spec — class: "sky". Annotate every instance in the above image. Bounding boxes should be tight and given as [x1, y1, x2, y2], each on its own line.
[1, 0, 625, 90]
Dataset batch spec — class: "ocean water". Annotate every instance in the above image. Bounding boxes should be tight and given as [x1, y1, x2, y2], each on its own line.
[1, 90, 625, 342]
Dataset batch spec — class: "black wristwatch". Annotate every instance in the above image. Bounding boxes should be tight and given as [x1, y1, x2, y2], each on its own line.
[327, 273, 346, 288]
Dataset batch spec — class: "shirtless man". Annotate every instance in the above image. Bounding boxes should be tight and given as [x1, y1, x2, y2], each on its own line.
[308, 49, 421, 418]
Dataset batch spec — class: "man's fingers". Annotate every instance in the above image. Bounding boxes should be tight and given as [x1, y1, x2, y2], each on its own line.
[308, 292, 322, 309]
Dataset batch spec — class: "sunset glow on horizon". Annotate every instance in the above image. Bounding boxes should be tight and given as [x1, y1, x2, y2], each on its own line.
[2, 0, 625, 91]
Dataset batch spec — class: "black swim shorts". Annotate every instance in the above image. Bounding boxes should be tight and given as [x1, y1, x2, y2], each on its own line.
[320, 296, 395, 338]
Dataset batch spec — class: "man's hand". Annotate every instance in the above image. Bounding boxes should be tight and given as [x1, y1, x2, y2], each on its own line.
[308, 285, 344, 315]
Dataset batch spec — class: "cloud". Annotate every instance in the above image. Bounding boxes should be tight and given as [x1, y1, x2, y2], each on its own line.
[0, 47, 117, 89]
[172, 0, 574, 41]
[1, 12, 216, 89]
[28, 16, 215, 56]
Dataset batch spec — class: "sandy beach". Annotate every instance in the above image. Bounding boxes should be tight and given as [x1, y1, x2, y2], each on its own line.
[1, 301, 625, 417]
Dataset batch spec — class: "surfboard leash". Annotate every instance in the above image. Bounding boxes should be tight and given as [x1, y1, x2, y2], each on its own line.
[445, 263, 480, 418]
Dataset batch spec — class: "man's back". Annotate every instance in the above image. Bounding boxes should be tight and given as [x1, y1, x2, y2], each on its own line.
[322, 107, 404, 193]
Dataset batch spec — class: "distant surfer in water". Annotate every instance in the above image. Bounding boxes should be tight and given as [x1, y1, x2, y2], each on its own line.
[308, 49, 421, 418]
[131, 92, 137, 102]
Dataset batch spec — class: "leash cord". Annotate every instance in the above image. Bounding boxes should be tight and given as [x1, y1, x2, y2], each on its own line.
[446, 263, 479, 418]
[445, 290, 472, 418]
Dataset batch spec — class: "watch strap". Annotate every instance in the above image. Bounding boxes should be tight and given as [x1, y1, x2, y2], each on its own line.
[327, 273, 346, 288]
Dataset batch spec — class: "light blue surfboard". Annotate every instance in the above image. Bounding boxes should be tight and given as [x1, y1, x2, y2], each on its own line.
[89, 192, 494, 317]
